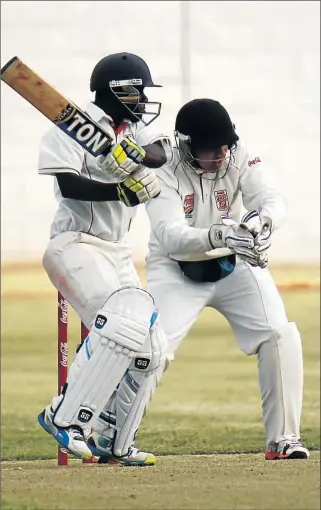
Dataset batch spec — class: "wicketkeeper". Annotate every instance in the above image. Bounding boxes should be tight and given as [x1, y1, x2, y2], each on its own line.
[141, 99, 308, 460]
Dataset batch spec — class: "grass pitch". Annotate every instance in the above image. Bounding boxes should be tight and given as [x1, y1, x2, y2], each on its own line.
[1, 265, 320, 509]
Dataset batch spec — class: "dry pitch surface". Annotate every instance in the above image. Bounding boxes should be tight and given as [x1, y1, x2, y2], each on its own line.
[2, 453, 320, 510]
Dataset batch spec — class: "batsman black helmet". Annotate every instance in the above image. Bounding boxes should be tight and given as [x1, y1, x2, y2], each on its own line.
[90, 53, 162, 126]
[90, 52, 161, 92]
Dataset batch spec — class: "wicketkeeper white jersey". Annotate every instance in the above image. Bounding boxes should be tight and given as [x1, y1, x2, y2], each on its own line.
[145, 143, 288, 262]
[38, 102, 169, 241]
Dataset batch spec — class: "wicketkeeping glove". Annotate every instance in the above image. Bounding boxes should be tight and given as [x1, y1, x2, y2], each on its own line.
[117, 168, 160, 206]
[209, 216, 255, 250]
[240, 210, 272, 254]
[209, 216, 268, 268]
[97, 137, 146, 180]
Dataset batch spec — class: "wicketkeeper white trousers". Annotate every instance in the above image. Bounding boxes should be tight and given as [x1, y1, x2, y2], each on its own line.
[146, 255, 304, 447]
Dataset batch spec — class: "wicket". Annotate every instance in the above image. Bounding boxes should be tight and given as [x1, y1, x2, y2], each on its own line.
[57, 291, 94, 466]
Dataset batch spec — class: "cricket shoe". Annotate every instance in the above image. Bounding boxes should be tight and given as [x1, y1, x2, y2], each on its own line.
[87, 435, 156, 466]
[265, 440, 310, 460]
[38, 405, 92, 460]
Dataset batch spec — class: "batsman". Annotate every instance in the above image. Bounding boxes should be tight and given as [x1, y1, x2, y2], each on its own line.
[37, 52, 171, 465]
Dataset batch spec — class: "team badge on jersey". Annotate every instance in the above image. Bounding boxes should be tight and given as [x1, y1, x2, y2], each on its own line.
[214, 189, 229, 211]
[183, 194, 194, 218]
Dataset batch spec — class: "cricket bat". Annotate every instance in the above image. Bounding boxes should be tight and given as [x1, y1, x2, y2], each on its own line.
[1, 56, 114, 157]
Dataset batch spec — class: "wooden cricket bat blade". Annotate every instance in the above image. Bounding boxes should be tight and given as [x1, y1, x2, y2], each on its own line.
[1, 57, 114, 157]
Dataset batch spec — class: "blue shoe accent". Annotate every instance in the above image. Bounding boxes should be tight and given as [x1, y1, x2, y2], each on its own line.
[88, 440, 106, 458]
[38, 410, 75, 455]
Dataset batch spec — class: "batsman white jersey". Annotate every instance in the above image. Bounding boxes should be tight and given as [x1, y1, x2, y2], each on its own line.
[145, 143, 304, 449]
[39, 102, 167, 244]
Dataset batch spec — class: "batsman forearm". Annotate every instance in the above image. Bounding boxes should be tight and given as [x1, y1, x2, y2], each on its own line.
[141, 141, 167, 169]
[56, 172, 120, 202]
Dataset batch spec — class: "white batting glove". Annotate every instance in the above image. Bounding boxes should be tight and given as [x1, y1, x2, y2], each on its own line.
[240, 210, 272, 254]
[97, 137, 146, 180]
[123, 168, 161, 204]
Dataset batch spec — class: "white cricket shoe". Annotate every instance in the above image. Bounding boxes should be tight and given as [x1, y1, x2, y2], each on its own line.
[265, 440, 310, 460]
[88, 434, 156, 466]
[38, 405, 92, 460]
[98, 446, 156, 466]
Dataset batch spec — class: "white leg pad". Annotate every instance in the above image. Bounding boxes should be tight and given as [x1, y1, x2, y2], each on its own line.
[93, 347, 171, 454]
[93, 318, 167, 457]
[112, 318, 167, 456]
[92, 392, 117, 453]
[257, 322, 303, 447]
[53, 287, 156, 431]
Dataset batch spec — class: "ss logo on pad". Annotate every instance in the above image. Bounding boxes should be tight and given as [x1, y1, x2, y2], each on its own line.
[78, 408, 93, 423]
[95, 314, 107, 329]
[135, 358, 150, 369]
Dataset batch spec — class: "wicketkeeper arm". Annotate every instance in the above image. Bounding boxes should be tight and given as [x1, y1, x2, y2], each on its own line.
[239, 146, 288, 231]
[145, 178, 214, 261]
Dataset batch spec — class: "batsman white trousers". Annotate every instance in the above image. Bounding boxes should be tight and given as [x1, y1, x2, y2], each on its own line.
[146, 255, 304, 447]
[43, 231, 140, 329]
[43, 231, 168, 454]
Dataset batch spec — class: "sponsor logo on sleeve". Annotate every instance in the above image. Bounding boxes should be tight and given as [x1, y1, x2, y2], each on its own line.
[248, 157, 261, 167]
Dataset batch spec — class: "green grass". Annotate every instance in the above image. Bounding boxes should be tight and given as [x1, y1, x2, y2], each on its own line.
[1, 267, 320, 509]
[1, 290, 320, 460]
